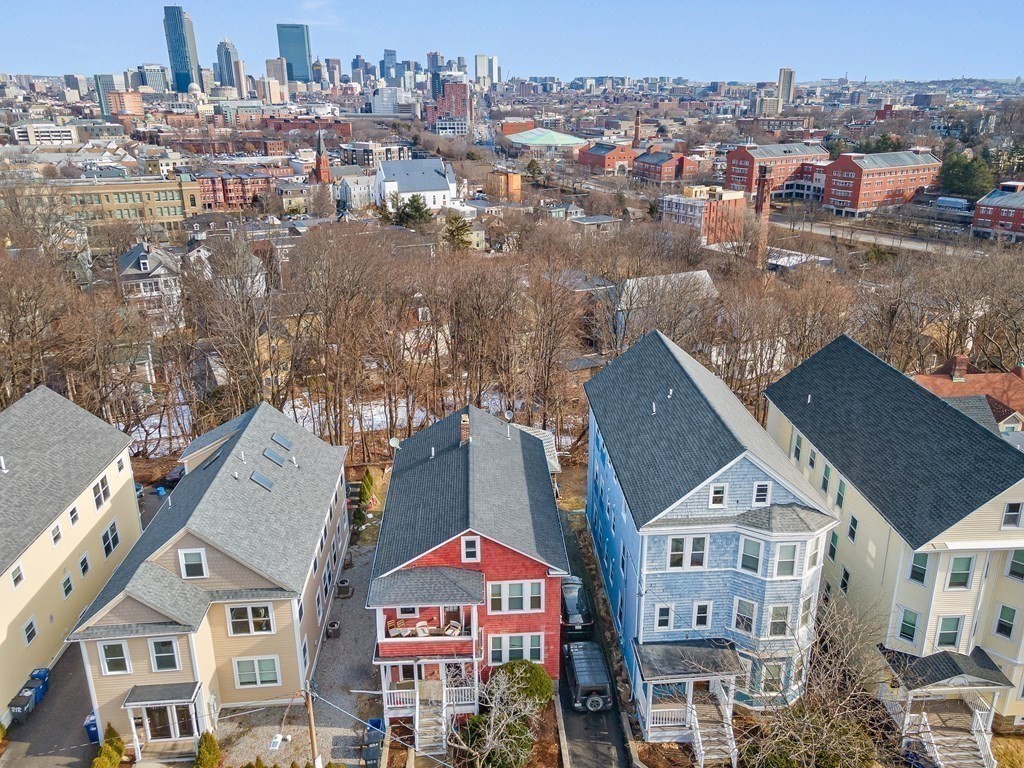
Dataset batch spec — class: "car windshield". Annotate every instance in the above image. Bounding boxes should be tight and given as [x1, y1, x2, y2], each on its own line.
[563, 585, 589, 621]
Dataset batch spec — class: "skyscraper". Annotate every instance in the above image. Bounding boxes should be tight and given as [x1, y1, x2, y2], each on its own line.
[380, 49, 397, 78]
[276, 24, 312, 82]
[266, 57, 288, 93]
[232, 60, 248, 97]
[217, 39, 239, 87]
[92, 74, 121, 115]
[778, 67, 795, 105]
[163, 6, 202, 93]
[325, 58, 342, 88]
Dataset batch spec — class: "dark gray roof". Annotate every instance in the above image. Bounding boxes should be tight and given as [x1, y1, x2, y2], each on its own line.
[367, 566, 484, 608]
[123, 681, 200, 707]
[978, 187, 1024, 212]
[645, 502, 833, 534]
[849, 151, 940, 170]
[881, 646, 1012, 690]
[636, 151, 676, 165]
[943, 396, 1000, 434]
[633, 638, 744, 681]
[584, 331, 824, 528]
[764, 336, 1024, 549]
[370, 407, 569, 588]
[746, 143, 828, 159]
[73, 621, 191, 641]
[0, 387, 131, 573]
[116, 242, 181, 280]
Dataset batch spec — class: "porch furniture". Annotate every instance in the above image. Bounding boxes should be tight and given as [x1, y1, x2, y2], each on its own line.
[387, 620, 411, 638]
[415, 621, 430, 637]
[443, 620, 463, 636]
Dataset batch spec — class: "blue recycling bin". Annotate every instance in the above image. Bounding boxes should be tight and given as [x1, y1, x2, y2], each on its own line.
[84, 712, 100, 744]
[22, 678, 45, 704]
[30, 667, 50, 684]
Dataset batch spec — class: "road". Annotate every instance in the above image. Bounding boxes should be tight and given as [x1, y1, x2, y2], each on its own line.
[559, 509, 629, 768]
[769, 213, 948, 253]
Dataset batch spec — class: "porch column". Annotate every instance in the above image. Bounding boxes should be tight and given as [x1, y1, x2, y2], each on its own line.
[128, 707, 141, 758]
[190, 702, 200, 750]
[645, 681, 653, 726]
[903, 691, 913, 735]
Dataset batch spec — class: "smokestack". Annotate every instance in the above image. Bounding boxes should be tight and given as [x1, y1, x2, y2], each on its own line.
[632, 110, 641, 150]
[754, 164, 773, 271]
[951, 355, 970, 382]
[460, 413, 470, 445]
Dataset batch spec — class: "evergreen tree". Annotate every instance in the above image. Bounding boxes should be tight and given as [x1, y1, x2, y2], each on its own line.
[395, 194, 432, 227]
[442, 212, 472, 251]
[526, 159, 542, 179]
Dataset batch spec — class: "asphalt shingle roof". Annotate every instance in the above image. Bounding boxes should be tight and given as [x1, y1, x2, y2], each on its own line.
[764, 335, 1024, 549]
[369, 407, 569, 599]
[746, 143, 828, 159]
[881, 646, 1012, 690]
[367, 566, 484, 608]
[379, 159, 455, 194]
[943, 395, 1001, 434]
[124, 681, 200, 706]
[0, 387, 131, 574]
[849, 150, 940, 170]
[633, 638, 744, 680]
[584, 331, 824, 528]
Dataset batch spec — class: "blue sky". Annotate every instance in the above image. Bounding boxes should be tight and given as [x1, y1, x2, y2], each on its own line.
[2, 0, 1019, 83]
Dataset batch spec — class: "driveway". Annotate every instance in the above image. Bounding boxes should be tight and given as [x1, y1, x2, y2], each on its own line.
[559, 509, 629, 768]
[0, 648, 94, 768]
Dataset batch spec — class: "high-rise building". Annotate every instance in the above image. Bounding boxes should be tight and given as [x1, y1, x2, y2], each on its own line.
[217, 39, 239, 87]
[163, 5, 202, 93]
[277, 24, 312, 82]
[474, 55, 500, 88]
[266, 57, 289, 93]
[92, 74, 122, 115]
[778, 67, 795, 105]
[139, 64, 170, 92]
[200, 68, 215, 93]
[325, 58, 342, 88]
[232, 60, 248, 97]
[426, 51, 444, 72]
[64, 74, 87, 93]
[380, 49, 397, 78]
[311, 59, 325, 84]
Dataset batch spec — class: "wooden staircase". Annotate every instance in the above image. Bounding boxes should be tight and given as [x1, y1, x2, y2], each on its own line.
[693, 694, 737, 767]
[414, 681, 447, 756]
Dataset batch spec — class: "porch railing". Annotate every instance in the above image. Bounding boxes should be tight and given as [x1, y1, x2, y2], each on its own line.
[384, 689, 417, 708]
[876, 682, 908, 730]
[910, 713, 944, 768]
[648, 705, 690, 727]
[963, 690, 995, 732]
[689, 704, 705, 768]
[446, 686, 476, 706]
[710, 678, 734, 723]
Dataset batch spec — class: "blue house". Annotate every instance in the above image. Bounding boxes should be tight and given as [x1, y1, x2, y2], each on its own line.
[584, 331, 836, 761]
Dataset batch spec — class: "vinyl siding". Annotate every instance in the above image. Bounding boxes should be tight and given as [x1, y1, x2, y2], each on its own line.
[928, 478, 1024, 547]
[94, 596, 176, 626]
[152, 531, 279, 590]
[298, 489, 348, 682]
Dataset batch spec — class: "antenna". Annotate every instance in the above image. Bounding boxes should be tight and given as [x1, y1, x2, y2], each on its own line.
[233, 471, 239, 480]
[431, 446, 435, 459]
[807, 394, 812, 405]
[0, 456, 7, 473]
[290, 455, 298, 467]
[667, 388, 673, 399]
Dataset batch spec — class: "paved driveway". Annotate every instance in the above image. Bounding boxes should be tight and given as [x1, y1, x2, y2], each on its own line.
[0, 649, 94, 768]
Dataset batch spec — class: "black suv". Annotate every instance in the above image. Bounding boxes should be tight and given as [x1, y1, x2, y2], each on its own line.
[560, 576, 594, 639]
[563, 641, 614, 713]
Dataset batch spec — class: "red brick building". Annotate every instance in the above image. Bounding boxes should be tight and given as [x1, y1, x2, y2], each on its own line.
[368, 408, 569, 754]
[196, 171, 274, 210]
[972, 181, 1024, 242]
[725, 142, 830, 195]
[633, 151, 699, 184]
[577, 142, 638, 175]
[821, 149, 940, 216]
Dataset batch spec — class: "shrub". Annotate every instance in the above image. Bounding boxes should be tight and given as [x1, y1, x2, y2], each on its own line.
[193, 731, 221, 768]
[493, 660, 553, 705]
[91, 743, 120, 768]
[102, 723, 124, 758]
[358, 470, 375, 509]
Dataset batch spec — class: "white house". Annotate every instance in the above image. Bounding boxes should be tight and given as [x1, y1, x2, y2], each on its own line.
[373, 159, 458, 212]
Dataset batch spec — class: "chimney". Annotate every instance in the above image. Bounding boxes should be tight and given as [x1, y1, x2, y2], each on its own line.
[951, 355, 970, 382]
[460, 413, 470, 445]
[632, 110, 642, 150]
[754, 164, 773, 270]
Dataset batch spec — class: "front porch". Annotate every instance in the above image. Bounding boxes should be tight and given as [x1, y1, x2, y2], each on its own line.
[122, 681, 201, 762]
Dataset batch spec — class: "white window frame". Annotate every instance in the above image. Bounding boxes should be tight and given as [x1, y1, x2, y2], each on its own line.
[226, 604, 276, 636]
[839, 565, 851, 594]
[24, 616, 38, 646]
[93, 475, 111, 510]
[69, 507, 80, 527]
[761, 662, 784, 694]
[847, 516, 858, 543]
[827, 531, 838, 562]
[316, 593, 323, 624]
[908, 552, 929, 584]
[98, 640, 131, 675]
[51, 523, 62, 547]
[807, 450, 817, 470]
[946, 555, 974, 590]
[666, 536, 707, 571]
[461, 535, 480, 563]
[1008, 550, 1024, 581]
[149, 637, 182, 673]
[693, 601, 712, 628]
[996, 605, 1017, 640]
[806, 537, 821, 569]
[301, 636, 309, 677]
[488, 633, 544, 665]
[936, 616, 963, 648]
[752, 482, 772, 508]
[898, 607, 919, 643]
[11, 563, 24, 589]
[767, 605, 790, 637]
[709, 483, 728, 508]
[397, 606, 419, 618]
[775, 543, 798, 578]
[117, 457, 125, 473]
[61, 574, 74, 599]
[739, 536, 762, 574]
[178, 548, 208, 579]
[654, 603, 673, 631]
[1003, 502, 1023, 528]
[233, 655, 282, 688]
[733, 597, 757, 635]
[101, 521, 120, 558]
[79, 552, 91, 577]
[488, 581, 544, 614]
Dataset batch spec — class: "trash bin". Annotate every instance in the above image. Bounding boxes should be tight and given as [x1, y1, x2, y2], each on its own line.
[22, 678, 45, 704]
[30, 668, 50, 698]
[326, 620, 341, 639]
[84, 712, 100, 744]
[363, 718, 384, 746]
[362, 743, 381, 768]
[8, 691, 34, 725]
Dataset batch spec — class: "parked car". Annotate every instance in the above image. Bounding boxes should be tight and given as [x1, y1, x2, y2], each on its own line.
[165, 465, 185, 487]
[560, 576, 594, 639]
[563, 641, 614, 713]
[135, 482, 144, 499]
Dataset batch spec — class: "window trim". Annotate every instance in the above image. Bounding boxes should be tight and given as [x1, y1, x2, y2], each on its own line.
[775, 543, 798, 578]
[821, 465, 831, 494]
[1008, 550, 1024, 582]
[806, 536, 821, 569]
[23, 616, 38, 646]
[98, 640, 131, 675]
[835, 479, 847, 510]
[908, 552, 929, 585]
[752, 482, 772, 508]
[654, 603, 674, 631]
[149, 637, 182, 673]
[946, 555, 974, 591]
[61, 573, 74, 599]
[733, 597, 757, 635]
[101, 521, 120, 558]
[51, 523, 63, 547]
[666, 536, 707, 571]
[936, 616, 963, 648]
[79, 552, 91, 578]
[898, 607, 919, 644]
[461, 535, 480, 563]
[709, 483, 728, 508]
[847, 516, 858, 543]
[225, 604, 276, 636]
[93, 475, 111, 510]
[827, 531, 838, 562]
[738, 536, 762, 574]
[693, 601, 712, 629]
[488, 633, 544, 665]
[396, 606, 419, 618]
[233, 655, 282, 689]
[1003, 502, 1023, 529]
[839, 565, 851, 594]
[487, 580, 544, 614]
[11, 562, 24, 589]
[178, 548, 209, 579]
[767, 605, 790, 638]
[996, 605, 1017, 640]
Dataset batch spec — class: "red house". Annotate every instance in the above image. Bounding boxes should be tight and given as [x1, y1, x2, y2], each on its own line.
[367, 407, 569, 754]
[578, 142, 638, 175]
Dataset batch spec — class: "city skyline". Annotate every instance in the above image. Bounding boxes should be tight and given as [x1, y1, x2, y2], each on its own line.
[2, 0, 1020, 84]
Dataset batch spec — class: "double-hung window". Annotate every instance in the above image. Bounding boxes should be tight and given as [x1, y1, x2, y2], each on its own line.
[93, 475, 111, 510]
[100, 641, 130, 674]
[1009, 551, 1024, 581]
[775, 544, 797, 577]
[839, 567, 851, 594]
[709, 484, 727, 508]
[740, 538, 762, 574]
[461, 536, 480, 562]
[997, 606, 1017, 639]
[489, 581, 543, 613]
[807, 450, 817, 470]
[228, 605, 274, 635]
[734, 599, 756, 634]
[908, 553, 929, 584]
[937, 617, 962, 647]
[793, 434, 803, 461]
[1004, 503, 1023, 527]
[769, 606, 790, 637]
[899, 609, 919, 642]
[489, 634, 542, 664]
[752, 482, 771, 507]
[101, 522, 120, 558]
[179, 549, 208, 579]
[693, 602, 711, 628]
[51, 524, 62, 546]
[947, 556, 973, 589]
[821, 465, 831, 493]
[806, 537, 821, 569]
[235, 657, 280, 687]
[655, 604, 673, 630]
[836, 480, 846, 510]
[827, 531, 838, 562]
[668, 537, 707, 569]
[847, 517, 858, 543]
[150, 638, 180, 672]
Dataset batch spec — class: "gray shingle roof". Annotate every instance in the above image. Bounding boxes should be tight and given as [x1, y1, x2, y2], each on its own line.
[584, 331, 825, 528]
[123, 681, 200, 707]
[0, 387, 131, 574]
[643, 502, 833, 534]
[370, 407, 569, 591]
[943, 396, 1000, 434]
[746, 143, 828, 159]
[379, 159, 455, 194]
[880, 646, 1012, 690]
[849, 151, 940, 170]
[367, 566, 484, 608]
[764, 336, 1024, 549]
[117, 242, 181, 280]
[633, 638, 744, 680]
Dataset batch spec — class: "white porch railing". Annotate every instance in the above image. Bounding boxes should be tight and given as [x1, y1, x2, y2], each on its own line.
[876, 682, 909, 731]
[648, 705, 690, 727]
[689, 704, 705, 768]
[910, 713, 945, 768]
[384, 689, 417, 708]
[710, 678, 733, 723]
[446, 686, 476, 706]
[963, 690, 995, 732]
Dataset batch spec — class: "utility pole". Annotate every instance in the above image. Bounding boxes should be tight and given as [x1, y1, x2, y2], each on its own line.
[304, 689, 322, 768]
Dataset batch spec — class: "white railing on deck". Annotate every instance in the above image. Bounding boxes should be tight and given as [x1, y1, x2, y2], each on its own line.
[689, 704, 704, 768]
[876, 682, 907, 729]
[446, 686, 476, 706]
[648, 706, 690, 727]
[963, 690, 994, 732]
[384, 689, 417, 708]
[910, 713, 944, 768]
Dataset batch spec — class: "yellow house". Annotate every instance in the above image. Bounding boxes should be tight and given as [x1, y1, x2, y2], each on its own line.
[765, 335, 1024, 766]
[0, 387, 142, 729]
[70, 403, 348, 762]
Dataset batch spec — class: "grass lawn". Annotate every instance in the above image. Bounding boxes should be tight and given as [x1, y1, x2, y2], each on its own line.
[994, 734, 1024, 768]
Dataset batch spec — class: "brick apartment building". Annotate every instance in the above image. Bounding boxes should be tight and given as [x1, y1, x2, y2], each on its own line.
[821, 149, 940, 217]
[725, 142, 830, 196]
[736, 116, 814, 136]
[973, 181, 1024, 242]
[633, 150, 699, 184]
[659, 185, 746, 244]
[196, 171, 275, 210]
[577, 142, 638, 175]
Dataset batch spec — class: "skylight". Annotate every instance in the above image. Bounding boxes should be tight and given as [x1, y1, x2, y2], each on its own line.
[250, 470, 275, 491]
[271, 432, 293, 451]
[263, 448, 285, 467]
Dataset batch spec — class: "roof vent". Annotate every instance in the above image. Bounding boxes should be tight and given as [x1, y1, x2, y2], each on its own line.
[0, 456, 8, 473]
[460, 413, 470, 445]
[651, 401, 657, 416]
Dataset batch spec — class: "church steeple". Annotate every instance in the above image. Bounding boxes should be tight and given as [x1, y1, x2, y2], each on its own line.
[313, 129, 330, 184]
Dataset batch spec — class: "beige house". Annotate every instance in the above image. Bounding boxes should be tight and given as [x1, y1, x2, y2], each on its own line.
[765, 335, 1024, 767]
[70, 403, 348, 761]
[0, 387, 142, 729]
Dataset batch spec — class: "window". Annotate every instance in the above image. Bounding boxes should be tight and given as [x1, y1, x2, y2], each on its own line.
[69, 507, 80, 526]
[690, 537, 706, 568]
[489, 634, 543, 664]
[899, 609, 919, 642]
[794, 434, 803, 461]
[301, 637, 309, 675]
[937, 617, 962, 647]
[100, 641, 130, 674]
[397, 606, 418, 618]
[316, 593, 323, 624]
[847, 517, 858, 543]
[909, 553, 929, 584]
[489, 581, 543, 613]
[668, 536, 706, 569]
[821, 465, 831, 493]
[740, 538, 762, 574]
[235, 657, 280, 687]
[693, 602, 711, 628]
[836, 480, 846, 509]
[807, 537, 821, 569]
[800, 596, 814, 627]
[947, 556, 973, 589]
[1009, 551, 1024, 581]
[11, 564, 23, 589]
[228, 605, 274, 635]
[93, 475, 111, 510]
[462, 536, 480, 562]
[179, 549, 208, 579]
[761, 662, 784, 694]
[79, 553, 90, 577]
[709, 484, 727, 508]
[61, 574, 74, 598]
[655, 604, 673, 630]
[776, 544, 797, 577]
[753, 482, 771, 507]
[150, 639, 181, 672]
[101, 522, 120, 558]
[839, 567, 851, 594]
[668, 538, 686, 569]
[734, 599, 756, 634]
[769, 606, 790, 637]
[827, 531, 838, 562]
[808, 450, 817, 470]
[298, 598, 304, 623]
[117, 457, 125, 473]
[1004, 503, 1023, 527]
[997, 606, 1017, 639]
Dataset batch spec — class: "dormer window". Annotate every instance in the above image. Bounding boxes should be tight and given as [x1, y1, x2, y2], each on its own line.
[752, 482, 771, 508]
[139, 258, 149, 272]
[462, 536, 480, 563]
[179, 548, 208, 579]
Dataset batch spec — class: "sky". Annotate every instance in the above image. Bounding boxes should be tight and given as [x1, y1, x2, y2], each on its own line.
[2, 0, 1020, 84]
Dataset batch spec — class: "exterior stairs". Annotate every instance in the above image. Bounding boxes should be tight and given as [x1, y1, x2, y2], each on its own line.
[414, 702, 447, 755]
[929, 729, 990, 768]
[693, 696, 737, 767]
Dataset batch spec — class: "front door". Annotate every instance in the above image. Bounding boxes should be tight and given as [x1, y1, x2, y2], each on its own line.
[175, 706, 195, 738]
[146, 707, 173, 740]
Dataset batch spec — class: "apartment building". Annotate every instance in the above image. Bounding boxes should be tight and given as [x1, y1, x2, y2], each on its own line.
[339, 141, 412, 168]
[821, 150, 940, 217]
[725, 143, 829, 196]
[659, 186, 745, 245]
[765, 336, 1024, 766]
[0, 387, 142, 728]
[11, 121, 80, 145]
[62, 174, 202, 236]
[116, 242, 184, 336]
[578, 142, 638, 175]
[585, 332, 835, 762]
[373, 158, 458, 211]
[972, 181, 1024, 242]
[484, 168, 521, 203]
[633, 151, 699, 184]
[70, 404, 348, 761]
[196, 171, 275, 210]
